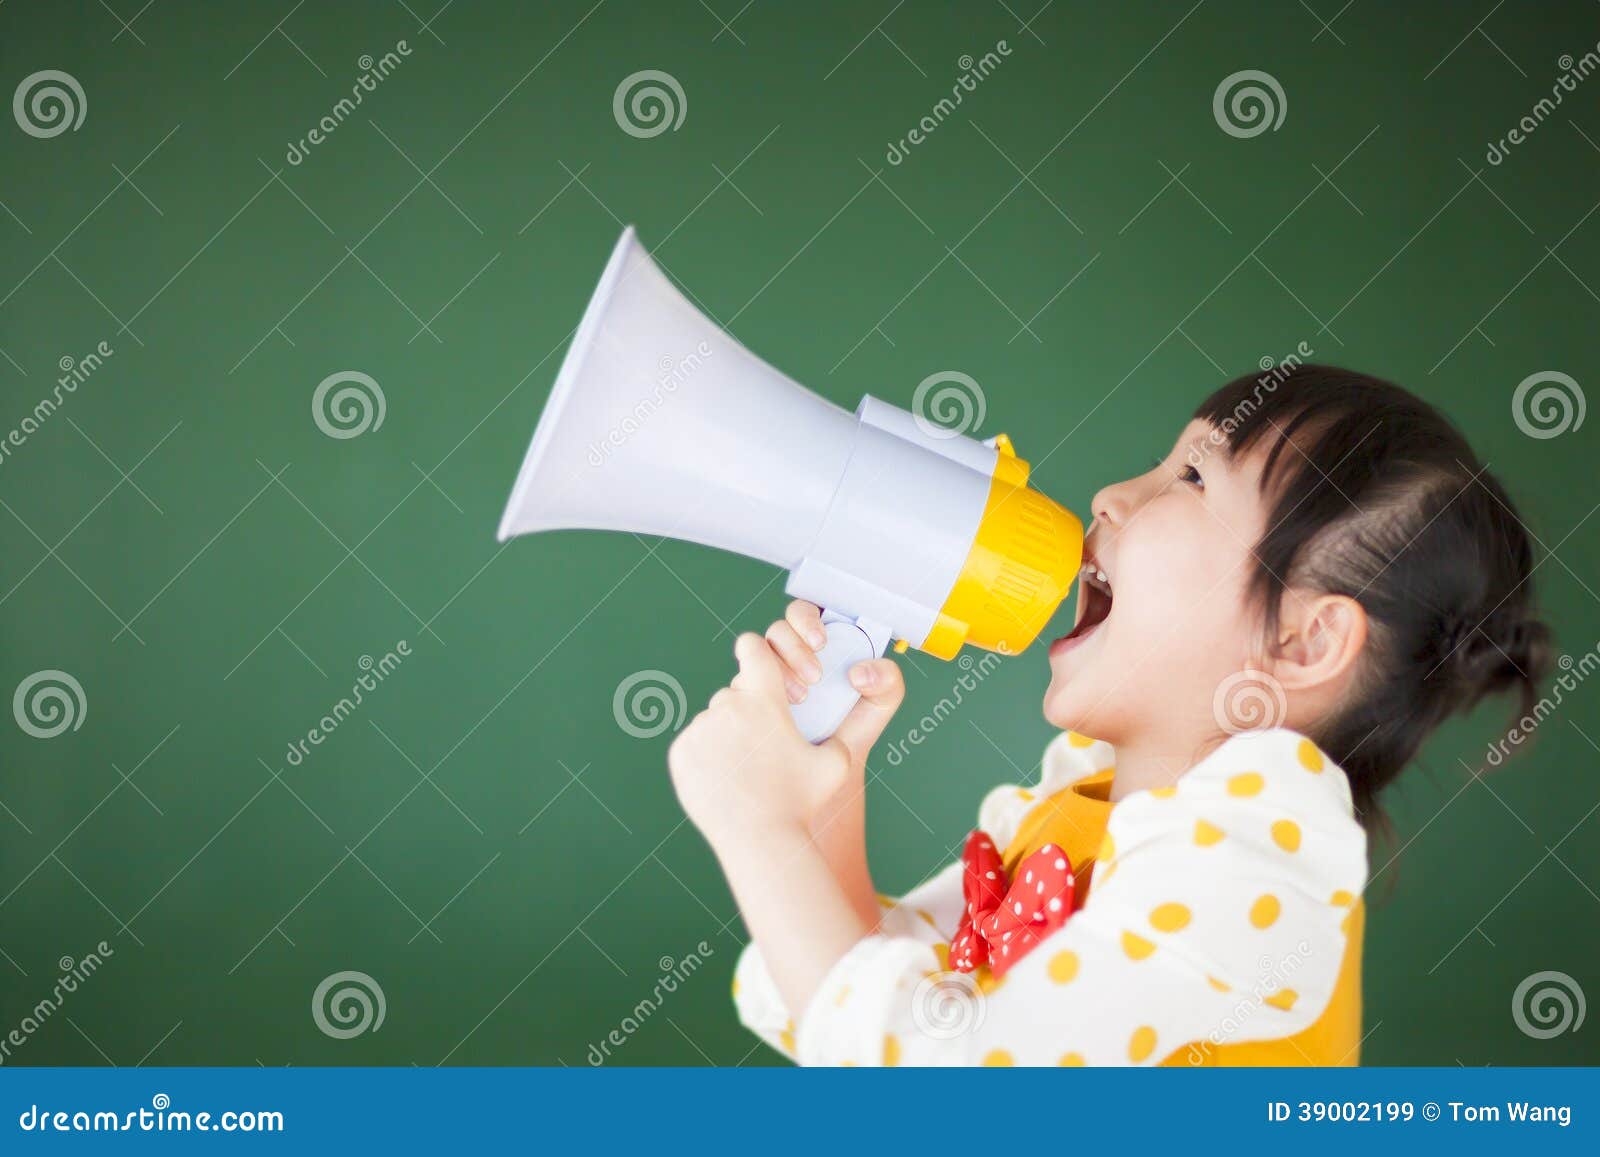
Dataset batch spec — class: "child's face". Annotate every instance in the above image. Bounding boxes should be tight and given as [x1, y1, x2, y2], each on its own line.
[1043, 420, 1274, 748]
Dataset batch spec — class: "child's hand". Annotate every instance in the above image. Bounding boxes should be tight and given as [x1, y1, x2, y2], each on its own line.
[668, 605, 905, 847]
[669, 632, 843, 845]
[762, 600, 905, 774]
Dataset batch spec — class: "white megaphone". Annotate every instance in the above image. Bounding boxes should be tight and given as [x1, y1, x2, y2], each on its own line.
[498, 227, 1084, 742]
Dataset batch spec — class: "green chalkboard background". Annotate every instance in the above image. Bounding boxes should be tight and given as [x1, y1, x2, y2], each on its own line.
[2, 0, 1597, 1067]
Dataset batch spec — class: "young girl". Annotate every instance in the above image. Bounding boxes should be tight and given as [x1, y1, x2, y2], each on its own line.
[667, 364, 1549, 1066]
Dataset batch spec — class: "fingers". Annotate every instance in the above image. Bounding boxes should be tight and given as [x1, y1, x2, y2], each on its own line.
[765, 619, 821, 704]
[786, 600, 826, 649]
[830, 658, 906, 760]
[731, 632, 787, 701]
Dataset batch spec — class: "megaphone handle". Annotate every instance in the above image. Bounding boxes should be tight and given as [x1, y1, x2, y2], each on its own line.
[789, 611, 892, 744]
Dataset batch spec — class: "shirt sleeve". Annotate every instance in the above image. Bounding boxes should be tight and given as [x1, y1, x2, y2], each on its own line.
[731, 860, 964, 1060]
[793, 729, 1368, 1066]
[730, 730, 1114, 1061]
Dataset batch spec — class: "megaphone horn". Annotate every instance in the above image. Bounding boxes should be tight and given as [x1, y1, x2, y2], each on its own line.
[499, 227, 1083, 742]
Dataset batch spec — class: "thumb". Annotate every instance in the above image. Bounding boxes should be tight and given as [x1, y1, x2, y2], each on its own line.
[828, 658, 905, 764]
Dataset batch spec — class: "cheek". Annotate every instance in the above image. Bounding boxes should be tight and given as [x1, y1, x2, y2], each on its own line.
[1114, 526, 1258, 666]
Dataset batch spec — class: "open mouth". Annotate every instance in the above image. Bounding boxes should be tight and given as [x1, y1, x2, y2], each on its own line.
[1051, 559, 1113, 655]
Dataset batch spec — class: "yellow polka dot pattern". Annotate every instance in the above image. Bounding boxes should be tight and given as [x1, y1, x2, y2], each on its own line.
[1047, 950, 1080, 984]
[1067, 731, 1096, 748]
[1193, 819, 1225, 846]
[1150, 902, 1192, 932]
[1264, 988, 1299, 1011]
[1227, 771, 1264, 797]
[1058, 1052, 1085, 1066]
[882, 1034, 900, 1066]
[1150, 785, 1177, 799]
[982, 1049, 1014, 1066]
[1250, 893, 1282, 928]
[1271, 819, 1302, 852]
[1297, 738, 1325, 772]
[1122, 930, 1156, 960]
[1128, 1026, 1157, 1063]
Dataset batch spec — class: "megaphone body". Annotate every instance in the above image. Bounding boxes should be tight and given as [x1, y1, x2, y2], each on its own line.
[499, 228, 1083, 741]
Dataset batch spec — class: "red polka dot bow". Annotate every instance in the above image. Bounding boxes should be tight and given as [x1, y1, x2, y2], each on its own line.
[949, 830, 1076, 978]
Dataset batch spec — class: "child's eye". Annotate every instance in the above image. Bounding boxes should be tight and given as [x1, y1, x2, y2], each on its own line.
[1178, 463, 1205, 489]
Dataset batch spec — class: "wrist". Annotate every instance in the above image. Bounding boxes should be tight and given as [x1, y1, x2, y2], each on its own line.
[708, 813, 814, 864]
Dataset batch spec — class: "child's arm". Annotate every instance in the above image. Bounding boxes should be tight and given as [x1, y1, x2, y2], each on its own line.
[669, 632, 906, 1021]
[773, 601, 902, 930]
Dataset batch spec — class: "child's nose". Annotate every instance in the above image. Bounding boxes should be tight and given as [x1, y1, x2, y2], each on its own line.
[1090, 478, 1135, 528]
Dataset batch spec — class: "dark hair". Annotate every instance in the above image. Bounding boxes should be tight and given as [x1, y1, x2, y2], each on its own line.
[1194, 363, 1551, 825]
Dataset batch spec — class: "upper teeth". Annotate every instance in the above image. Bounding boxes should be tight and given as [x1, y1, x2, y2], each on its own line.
[1081, 562, 1109, 585]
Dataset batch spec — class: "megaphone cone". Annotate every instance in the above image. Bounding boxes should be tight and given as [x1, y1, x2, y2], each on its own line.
[499, 228, 1083, 742]
[497, 226, 858, 569]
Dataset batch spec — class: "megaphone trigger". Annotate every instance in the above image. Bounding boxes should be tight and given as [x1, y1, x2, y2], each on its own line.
[788, 611, 893, 744]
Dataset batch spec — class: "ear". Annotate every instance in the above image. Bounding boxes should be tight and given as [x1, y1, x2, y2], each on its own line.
[1271, 590, 1368, 693]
